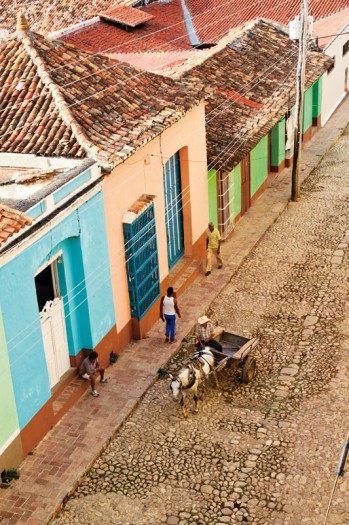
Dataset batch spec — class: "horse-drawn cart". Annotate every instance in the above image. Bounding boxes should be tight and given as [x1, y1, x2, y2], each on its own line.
[210, 328, 259, 384]
[169, 328, 259, 417]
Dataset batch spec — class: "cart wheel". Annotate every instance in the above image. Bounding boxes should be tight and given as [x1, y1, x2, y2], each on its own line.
[242, 356, 256, 384]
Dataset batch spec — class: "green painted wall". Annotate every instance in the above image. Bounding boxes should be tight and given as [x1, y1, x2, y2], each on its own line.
[250, 136, 268, 198]
[312, 77, 322, 118]
[271, 118, 286, 168]
[208, 169, 218, 226]
[0, 307, 19, 451]
[302, 86, 313, 133]
[229, 164, 241, 218]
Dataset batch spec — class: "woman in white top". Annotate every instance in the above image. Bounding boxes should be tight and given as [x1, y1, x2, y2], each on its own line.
[160, 287, 181, 343]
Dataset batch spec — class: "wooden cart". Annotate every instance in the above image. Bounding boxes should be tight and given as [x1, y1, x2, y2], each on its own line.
[209, 329, 259, 384]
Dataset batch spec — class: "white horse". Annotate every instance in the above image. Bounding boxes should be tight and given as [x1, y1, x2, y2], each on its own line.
[169, 347, 219, 417]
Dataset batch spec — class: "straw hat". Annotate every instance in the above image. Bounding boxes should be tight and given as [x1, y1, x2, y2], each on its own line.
[198, 315, 210, 325]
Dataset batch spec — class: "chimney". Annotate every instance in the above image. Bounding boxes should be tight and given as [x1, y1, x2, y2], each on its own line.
[17, 12, 30, 32]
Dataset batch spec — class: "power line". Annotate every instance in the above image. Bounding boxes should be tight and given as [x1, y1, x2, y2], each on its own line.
[2, 49, 302, 356]
[0, 0, 294, 122]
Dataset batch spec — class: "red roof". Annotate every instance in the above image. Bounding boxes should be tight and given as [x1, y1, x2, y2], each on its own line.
[61, 0, 349, 55]
[61, 1, 191, 53]
[0, 204, 32, 247]
[99, 5, 154, 27]
[186, 0, 349, 43]
[0, 28, 202, 168]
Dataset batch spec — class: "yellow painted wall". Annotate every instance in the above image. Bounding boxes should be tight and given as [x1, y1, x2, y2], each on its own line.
[103, 103, 208, 333]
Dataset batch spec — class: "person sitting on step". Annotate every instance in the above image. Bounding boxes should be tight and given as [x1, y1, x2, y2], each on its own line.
[79, 351, 110, 397]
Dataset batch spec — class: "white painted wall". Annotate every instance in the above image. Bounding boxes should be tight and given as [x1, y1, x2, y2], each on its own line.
[321, 25, 349, 125]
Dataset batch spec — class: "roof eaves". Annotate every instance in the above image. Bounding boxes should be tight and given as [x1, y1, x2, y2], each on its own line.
[18, 31, 113, 171]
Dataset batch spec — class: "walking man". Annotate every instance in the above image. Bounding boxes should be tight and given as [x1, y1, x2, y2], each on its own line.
[79, 351, 110, 397]
[205, 222, 223, 276]
[160, 287, 181, 344]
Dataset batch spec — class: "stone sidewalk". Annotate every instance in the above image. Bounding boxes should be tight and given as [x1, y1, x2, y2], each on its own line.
[1, 97, 348, 525]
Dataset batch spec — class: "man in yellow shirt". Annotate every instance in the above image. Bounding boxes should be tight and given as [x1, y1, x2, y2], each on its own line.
[205, 222, 223, 276]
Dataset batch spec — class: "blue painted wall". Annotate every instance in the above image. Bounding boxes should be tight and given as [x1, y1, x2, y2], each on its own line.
[0, 191, 115, 429]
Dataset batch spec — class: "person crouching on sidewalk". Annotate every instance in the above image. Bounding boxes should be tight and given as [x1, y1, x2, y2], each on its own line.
[160, 287, 181, 344]
[79, 351, 110, 397]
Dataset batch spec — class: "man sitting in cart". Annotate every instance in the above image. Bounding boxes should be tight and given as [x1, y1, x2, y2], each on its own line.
[195, 316, 223, 352]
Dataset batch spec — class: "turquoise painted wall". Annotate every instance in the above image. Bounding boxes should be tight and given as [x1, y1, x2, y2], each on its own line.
[312, 77, 322, 119]
[302, 86, 313, 133]
[0, 307, 19, 450]
[208, 169, 218, 226]
[0, 191, 115, 430]
[271, 119, 286, 168]
[250, 136, 268, 198]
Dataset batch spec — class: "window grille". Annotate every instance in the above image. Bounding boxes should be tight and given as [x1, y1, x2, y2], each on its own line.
[217, 170, 235, 240]
[123, 202, 160, 319]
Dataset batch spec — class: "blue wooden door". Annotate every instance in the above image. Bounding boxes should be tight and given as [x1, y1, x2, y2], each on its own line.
[163, 152, 184, 268]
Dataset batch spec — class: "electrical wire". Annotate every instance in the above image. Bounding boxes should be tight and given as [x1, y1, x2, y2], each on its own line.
[0, 0, 297, 122]
[2, 45, 302, 354]
[0, 2, 327, 378]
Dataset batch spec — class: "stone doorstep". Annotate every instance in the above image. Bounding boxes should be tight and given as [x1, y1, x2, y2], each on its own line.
[174, 260, 203, 296]
[52, 377, 89, 419]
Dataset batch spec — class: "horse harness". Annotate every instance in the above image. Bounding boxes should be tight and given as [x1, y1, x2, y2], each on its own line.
[180, 352, 214, 391]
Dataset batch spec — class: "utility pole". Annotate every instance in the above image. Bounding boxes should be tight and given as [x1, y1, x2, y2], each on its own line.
[291, 0, 309, 202]
[323, 433, 349, 525]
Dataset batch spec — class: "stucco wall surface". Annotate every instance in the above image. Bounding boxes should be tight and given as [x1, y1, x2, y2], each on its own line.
[103, 103, 208, 333]
[250, 136, 268, 198]
[322, 31, 349, 124]
[0, 307, 19, 454]
[0, 191, 115, 429]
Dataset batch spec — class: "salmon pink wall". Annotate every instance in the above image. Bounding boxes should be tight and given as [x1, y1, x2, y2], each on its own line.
[103, 103, 208, 334]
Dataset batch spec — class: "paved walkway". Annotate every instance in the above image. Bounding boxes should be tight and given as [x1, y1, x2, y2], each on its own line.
[1, 97, 348, 525]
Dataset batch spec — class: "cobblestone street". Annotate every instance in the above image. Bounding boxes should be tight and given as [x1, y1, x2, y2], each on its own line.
[53, 126, 349, 525]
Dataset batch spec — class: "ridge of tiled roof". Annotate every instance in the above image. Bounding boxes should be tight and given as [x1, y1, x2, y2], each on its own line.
[0, 203, 32, 247]
[19, 30, 110, 168]
[0, 35, 85, 158]
[176, 19, 333, 172]
[0, 28, 203, 169]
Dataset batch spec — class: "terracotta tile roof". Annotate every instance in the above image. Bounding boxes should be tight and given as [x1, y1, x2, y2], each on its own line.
[1, 0, 348, 46]
[172, 19, 333, 172]
[0, 0, 135, 36]
[0, 38, 84, 158]
[99, 5, 154, 27]
[61, 2, 191, 53]
[313, 7, 349, 48]
[0, 28, 202, 169]
[59, 0, 349, 56]
[0, 203, 32, 246]
[186, 0, 349, 44]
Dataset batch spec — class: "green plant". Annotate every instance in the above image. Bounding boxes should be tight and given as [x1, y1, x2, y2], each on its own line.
[110, 352, 119, 364]
[1, 468, 20, 484]
[157, 368, 168, 379]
